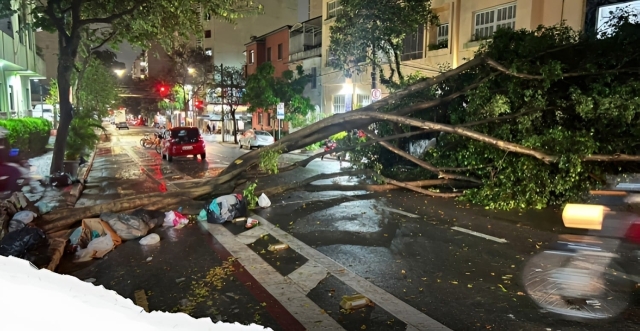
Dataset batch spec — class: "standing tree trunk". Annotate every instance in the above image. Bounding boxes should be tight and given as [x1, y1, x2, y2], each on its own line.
[50, 34, 80, 174]
[231, 108, 238, 144]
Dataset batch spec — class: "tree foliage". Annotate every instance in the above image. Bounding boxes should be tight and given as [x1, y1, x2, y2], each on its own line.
[243, 62, 314, 127]
[211, 65, 246, 142]
[347, 13, 640, 210]
[328, 0, 437, 84]
[66, 58, 119, 160]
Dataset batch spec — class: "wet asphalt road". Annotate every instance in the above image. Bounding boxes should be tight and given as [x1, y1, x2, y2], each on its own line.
[70, 125, 640, 330]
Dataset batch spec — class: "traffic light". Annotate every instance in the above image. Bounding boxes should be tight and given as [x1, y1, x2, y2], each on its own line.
[157, 84, 170, 97]
[194, 99, 204, 111]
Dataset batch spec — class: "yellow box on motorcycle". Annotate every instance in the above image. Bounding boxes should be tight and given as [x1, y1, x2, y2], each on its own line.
[562, 204, 609, 230]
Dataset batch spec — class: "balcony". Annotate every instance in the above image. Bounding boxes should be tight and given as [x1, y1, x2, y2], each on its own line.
[1, 30, 47, 77]
[289, 47, 322, 62]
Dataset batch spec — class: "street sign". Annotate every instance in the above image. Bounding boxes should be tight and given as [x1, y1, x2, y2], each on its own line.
[276, 103, 285, 119]
[371, 88, 382, 101]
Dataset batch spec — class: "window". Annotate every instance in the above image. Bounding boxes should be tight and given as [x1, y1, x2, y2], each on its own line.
[266, 47, 271, 61]
[356, 94, 370, 107]
[267, 112, 272, 126]
[204, 30, 212, 38]
[401, 25, 424, 61]
[327, 1, 342, 19]
[277, 43, 283, 60]
[249, 50, 255, 64]
[437, 24, 449, 44]
[26, 88, 30, 109]
[311, 67, 317, 89]
[473, 3, 516, 41]
[205, 13, 211, 21]
[205, 48, 212, 56]
[333, 95, 346, 113]
[257, 112, 263, 125]
[9, 85, 14, 110]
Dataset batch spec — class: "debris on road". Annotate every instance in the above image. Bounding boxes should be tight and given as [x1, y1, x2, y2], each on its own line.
[101, 212, 150, 240]
[258, 193, 271, 208]
[202, 194, 248, 224]
[134, 289, 150, 312]
[340, 294, 371, 310]
[245, 218, 259, 229]
[139, 233, 160, 245]
[84, 278, 96, 283]
[163, 210, 188, 229]
[267, 243, 288, 252]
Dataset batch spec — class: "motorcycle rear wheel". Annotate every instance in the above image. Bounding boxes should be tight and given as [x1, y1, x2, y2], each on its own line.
[522, 250, 632, 322]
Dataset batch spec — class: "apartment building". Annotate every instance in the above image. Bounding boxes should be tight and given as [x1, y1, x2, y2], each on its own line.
[288, 16, 322, 117]
[0, 0, 47, 119]
[200, 0, 299, 68]
[244, 26, 293, 132]
[131, 51, 148, 80]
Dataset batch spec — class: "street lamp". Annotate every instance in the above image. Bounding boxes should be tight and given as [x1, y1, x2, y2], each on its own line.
[114, 69, 125, 77]
[187, 67, 195, 74]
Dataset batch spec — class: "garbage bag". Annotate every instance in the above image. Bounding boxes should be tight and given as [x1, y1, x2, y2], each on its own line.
[129, 209, 166, 229]
[205, 194, 248, 224]
[163, 211, 188, 229]
[258, 193, 271, 208]
[100, 212, 149, 241]
[0, 227, 46, 258]
[139, 233, 160, 245]
[7, 220, 25, 233]
[75, 233, 115, 262]
[11, 210, 37, 224]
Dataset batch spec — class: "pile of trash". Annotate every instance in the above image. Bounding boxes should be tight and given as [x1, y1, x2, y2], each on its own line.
[0, 191, 264, 271]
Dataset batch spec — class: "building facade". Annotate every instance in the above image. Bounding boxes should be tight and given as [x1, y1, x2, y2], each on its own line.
[201, 0, 299, 68]
[244, 26, 292, 132]
[0, 0, 47, 119]
[288, 16, 323, 119]
[131, 51, 148, 80]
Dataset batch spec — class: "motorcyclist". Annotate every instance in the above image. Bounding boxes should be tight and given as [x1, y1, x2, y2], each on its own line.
[0, 127, 25, 195]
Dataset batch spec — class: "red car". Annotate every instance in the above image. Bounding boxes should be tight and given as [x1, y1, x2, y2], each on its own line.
[159, 127, 206, 162]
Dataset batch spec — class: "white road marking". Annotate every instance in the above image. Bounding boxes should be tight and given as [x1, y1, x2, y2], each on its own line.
[235, 227, 269, 245]
[379, 207, 420, 218]
[250, 214, 453, 331]
[286, 261, 329, 294]
[451, 226, 508, 243]
[204, 223, 343, 330]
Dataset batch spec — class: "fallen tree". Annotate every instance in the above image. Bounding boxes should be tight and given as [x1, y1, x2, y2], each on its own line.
[34, 17, 640, 232]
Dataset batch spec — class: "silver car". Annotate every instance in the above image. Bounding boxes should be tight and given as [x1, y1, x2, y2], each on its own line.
[239, 130, 274, 149]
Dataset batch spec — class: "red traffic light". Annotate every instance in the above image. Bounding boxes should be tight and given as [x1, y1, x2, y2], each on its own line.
[157, 84, 170, 97]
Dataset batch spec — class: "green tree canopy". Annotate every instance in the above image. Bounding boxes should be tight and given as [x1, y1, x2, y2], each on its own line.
[243, 62, 314, 127]
[328, 0, 437, 84]
[346, 12, 640, 210]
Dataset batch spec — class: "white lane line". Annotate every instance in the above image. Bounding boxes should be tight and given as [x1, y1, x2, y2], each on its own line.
[250, 214, 452, 331]
[205, 223, 343, 331]
[379, 207, 420, 218]
[286, 261, 329, 294]
[235, 227, 269, 245]
[450, 226, 508, 243]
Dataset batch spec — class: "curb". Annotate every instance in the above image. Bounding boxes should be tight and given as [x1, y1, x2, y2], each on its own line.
[66, 146, 97, 207]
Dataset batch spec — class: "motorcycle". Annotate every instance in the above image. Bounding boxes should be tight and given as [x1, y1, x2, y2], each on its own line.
[522, 200, 640, 321]
[0, 148, 30, 199]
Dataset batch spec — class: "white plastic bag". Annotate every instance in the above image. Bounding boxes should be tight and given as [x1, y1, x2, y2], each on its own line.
[258, 193, 271, 208]
[75, 233, 114, 262]
[11, 211, 37, 224]
[163, 211, 188, 229]
[139, 233, 160, 245]
[163, 211, 176, 227]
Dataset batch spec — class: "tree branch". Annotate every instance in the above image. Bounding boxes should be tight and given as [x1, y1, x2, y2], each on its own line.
[362, 129, 481, 183]
[486, 58, 640, 79]
[78, 4, 142, 26]
[90, 29, 118, 51]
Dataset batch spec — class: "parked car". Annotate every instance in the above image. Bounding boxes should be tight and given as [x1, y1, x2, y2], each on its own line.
[116, 122, 129, 130]
[238, 130, 274, 149]
[160, 127, 206, 162]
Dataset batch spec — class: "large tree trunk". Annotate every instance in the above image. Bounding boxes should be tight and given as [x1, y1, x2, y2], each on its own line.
[50, 41, 78, 174]
[231, 109, 238, 144]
